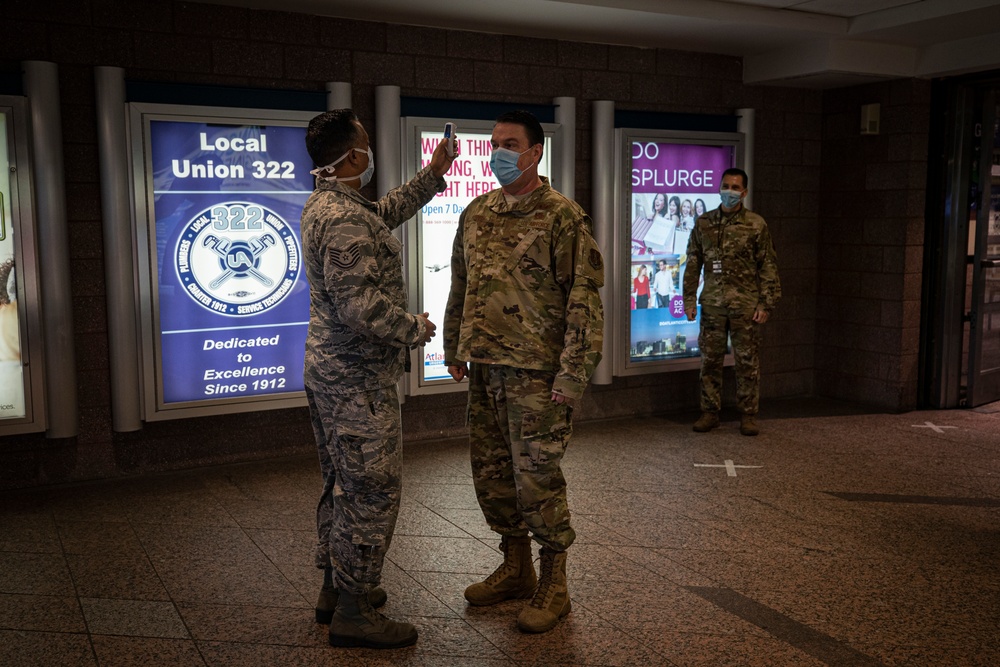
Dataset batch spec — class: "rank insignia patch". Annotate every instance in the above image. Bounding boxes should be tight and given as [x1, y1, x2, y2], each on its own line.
[329, 242, 362, 270]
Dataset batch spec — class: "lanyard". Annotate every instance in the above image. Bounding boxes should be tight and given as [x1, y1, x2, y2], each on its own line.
[716, 211, 727, 251]
[715, 207, 740, 251]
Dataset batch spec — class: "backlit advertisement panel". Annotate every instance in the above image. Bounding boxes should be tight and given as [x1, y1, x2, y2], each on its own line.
[0, 97, 43, 434]
[618, 130, 742, 374]
[135, 107, 314, 416]
[0, 110, 23, 420]
[405, 118, 553, 388]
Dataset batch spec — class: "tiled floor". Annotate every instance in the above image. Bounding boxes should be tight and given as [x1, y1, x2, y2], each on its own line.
[1, 397, 999, 666]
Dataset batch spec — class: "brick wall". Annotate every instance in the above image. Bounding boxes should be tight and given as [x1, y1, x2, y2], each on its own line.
[817, 79, 931, 411]
[0, 0, 823, 486]
[752, 90, 822, 401]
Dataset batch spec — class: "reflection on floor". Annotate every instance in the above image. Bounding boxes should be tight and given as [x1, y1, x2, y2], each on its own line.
[1, 397, 998, 666]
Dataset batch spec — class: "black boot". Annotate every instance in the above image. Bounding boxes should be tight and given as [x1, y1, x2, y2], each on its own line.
[329, 590, 418, 649]
[316, 567, 387, 624]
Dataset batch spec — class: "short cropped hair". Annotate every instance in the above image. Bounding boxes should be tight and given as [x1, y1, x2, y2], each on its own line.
[495, 110, 545, 151]
[305, 109, 361, 167]
[722, 167, 749, 189]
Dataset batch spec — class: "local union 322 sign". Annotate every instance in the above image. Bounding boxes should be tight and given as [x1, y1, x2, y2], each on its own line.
[175, 202, 300, 316]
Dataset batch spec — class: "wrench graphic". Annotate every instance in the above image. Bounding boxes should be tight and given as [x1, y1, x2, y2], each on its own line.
[203, 233, 276, 289]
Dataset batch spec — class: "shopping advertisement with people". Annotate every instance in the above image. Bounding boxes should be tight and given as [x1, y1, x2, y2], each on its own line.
[628, 140, 735, 363]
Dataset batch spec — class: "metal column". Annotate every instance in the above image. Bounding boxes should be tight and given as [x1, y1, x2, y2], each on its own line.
[326, 82, 351, 111]
[591, 100, 615, 385]
[23, 60, 77, 438]
[737, 108, 755, 210]
[94, 66, 141, 431]
[553, 96, 576, 198]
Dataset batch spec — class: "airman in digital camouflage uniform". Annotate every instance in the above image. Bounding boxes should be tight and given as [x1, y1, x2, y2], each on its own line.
[444, 110, 604, 634]
[302, 109, 455, 649]
[683, 167, 780, 436]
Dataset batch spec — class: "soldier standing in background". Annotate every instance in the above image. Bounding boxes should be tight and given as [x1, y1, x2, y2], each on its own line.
[683, 167, 780, 436]
[444, 110, 605, 634]
[301, 110, 455, 649]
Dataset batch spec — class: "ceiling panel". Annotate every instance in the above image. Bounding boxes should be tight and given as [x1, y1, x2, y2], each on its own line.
[788, 0, 924, 17]
[203, 0, 1000, 87]
[719, 0, 923, 15]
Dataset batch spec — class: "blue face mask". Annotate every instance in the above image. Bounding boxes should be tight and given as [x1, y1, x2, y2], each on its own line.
[490, 147, 532, 186]
[719, 189, 743, 208]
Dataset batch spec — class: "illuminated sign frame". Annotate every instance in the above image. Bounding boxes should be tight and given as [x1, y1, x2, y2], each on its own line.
[130, 103, 315, 420]
[613, 128, 744, 377]
[0, 96, 45, 435]
[400, 116, 562, 395]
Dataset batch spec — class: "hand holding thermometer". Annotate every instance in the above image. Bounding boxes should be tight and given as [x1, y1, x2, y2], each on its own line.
[444, 122, 456, 157]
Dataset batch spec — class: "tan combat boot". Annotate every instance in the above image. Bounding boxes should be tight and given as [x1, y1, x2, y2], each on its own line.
[517, 547, 570, 633]
[464, 535, 537, 606]
[692, 412, 720, 432]
[740, 414, 760, 436]
[316, 567, 387, 624]
[328, 590, 417, 649]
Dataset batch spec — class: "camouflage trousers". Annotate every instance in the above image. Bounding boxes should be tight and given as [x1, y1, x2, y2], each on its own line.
[467, 363, 576, 552]
[307, 384, 402, 594]
[698, 304, 762, 415]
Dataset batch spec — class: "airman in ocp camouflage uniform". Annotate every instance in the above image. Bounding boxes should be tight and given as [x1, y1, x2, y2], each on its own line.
[683, 167, 780, 436]
[444, 111, 604, 635]
[301, 110, 455, 649]
[443, 182, 605, 396]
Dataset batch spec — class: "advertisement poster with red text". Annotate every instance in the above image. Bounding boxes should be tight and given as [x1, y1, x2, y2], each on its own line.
[415, 128, 551, 382]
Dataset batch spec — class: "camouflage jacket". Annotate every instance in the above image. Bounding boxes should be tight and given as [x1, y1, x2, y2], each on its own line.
[443, 178, 605, 400]
[302, 166, 445, 392]
[682, 205, 781, 313]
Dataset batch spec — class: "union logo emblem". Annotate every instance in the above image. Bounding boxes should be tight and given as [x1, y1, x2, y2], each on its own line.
[175, 202, 300, 316]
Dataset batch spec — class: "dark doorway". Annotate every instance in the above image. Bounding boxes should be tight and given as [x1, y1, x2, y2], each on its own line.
[923, 77, 1000, 408]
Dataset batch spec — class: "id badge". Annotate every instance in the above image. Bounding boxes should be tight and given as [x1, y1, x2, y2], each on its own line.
[711, 260, 723, 274]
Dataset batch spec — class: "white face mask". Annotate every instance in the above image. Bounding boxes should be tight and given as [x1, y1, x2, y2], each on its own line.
[310, 146, 374, 187]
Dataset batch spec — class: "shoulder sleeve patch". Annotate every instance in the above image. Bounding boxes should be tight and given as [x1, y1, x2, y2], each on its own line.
[328, 241, 363, 271]
[589, 247, 603, 270]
